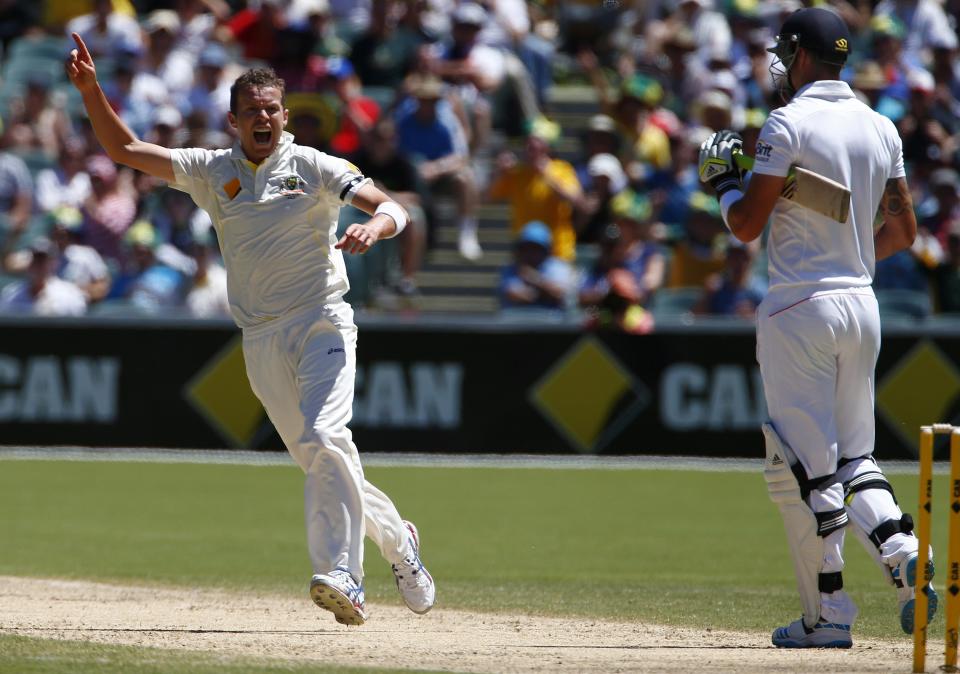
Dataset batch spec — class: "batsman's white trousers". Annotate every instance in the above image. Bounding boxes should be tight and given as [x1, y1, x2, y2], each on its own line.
[242, 301, 408, 581]
[757, 289, 880, 573]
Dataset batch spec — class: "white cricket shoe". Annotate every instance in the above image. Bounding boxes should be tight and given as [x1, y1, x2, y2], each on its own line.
[391, 520, 436, 614]
[772, 617, 852, 648]
[893, 551, 938, 634]
[310, 567, 367, 626]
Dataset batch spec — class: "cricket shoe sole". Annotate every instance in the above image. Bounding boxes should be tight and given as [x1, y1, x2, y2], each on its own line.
[310, 572, 367, 626]
[897, 553, 938, 635]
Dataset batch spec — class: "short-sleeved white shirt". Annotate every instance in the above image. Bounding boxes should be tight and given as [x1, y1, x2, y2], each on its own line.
[751, 80, 905, 309]
[170, 132, 370, 328]
[0, 277, 87, 316]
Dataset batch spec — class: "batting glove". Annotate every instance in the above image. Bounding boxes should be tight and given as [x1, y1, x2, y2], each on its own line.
[698, 130, 744, 196]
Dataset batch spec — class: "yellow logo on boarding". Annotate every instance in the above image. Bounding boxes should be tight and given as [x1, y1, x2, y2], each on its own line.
[835, 38, 848, 52]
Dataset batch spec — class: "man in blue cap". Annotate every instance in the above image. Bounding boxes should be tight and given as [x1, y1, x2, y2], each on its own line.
[499, 220, 573, 311]
[697, 7, 924, 648]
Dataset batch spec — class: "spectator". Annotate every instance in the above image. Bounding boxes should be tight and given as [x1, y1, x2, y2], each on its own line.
[932, 229, 960, 313]
[674, 0, 732, 68]
[110, 220, 186, 313]
[326, 57, 380, 157]
[141, 10, 195, 100]
[174, 0, 229, 59]
[351, 118, 426, 296]
[47, 206, 111, 303]
[489, 116, 582, 262]
[3, 74, 72, 160]
[643, 125, 711, 229]
[918, 168, 960, 244]
[65, 0, 142, 59]
[36, 138, 92, 214]
[694, 238, 765, 317]
[226, 0, 289, 62]
[873, 0, 958, 68]
[429, 2, 504, 152]
[103, 47, 171, 139]
[580, 224, 654, 334]
[899, 69, 957, 168]
[350, 0, 423, 88]
[666, 191, 727, 288]
[81, 155, 137, 266]
[0, 237, 87, 316]
[182, 42, 232, 133]
[574, 114, 622, 191]
[611, 189, 665, 307]
[499, 220, 573, 311]
[185, 229, 230, 318]
[395, 75, 481, 260]
[0, 147, 33, 240]
[575, 153, 628, 243]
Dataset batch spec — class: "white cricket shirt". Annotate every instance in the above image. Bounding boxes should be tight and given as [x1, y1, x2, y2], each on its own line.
[751, 80, 905, 310]
[170, 132, 370, 328]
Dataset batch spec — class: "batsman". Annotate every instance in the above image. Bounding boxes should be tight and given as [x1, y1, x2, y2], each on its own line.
[698, 8, 931, 647]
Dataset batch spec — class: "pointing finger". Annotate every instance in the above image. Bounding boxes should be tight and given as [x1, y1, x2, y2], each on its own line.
[71, 33, 91, 62]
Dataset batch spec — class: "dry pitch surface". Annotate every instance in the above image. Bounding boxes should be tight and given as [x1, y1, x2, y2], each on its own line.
[0, 576, 919, 673]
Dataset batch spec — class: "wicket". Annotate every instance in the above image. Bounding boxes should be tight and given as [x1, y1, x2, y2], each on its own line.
[913, 424, 960, 673]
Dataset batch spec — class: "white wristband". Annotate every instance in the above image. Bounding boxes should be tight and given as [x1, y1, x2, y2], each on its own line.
[719, 189, 743, 230]
[375, 201, 407, 238]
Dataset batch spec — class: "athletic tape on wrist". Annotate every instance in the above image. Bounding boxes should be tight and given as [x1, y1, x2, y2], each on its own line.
[375, 201, 407, 238]
[719, 189, 743, 229]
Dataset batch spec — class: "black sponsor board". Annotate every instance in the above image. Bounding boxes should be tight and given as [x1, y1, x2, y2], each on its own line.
[0, 316, 954, 460]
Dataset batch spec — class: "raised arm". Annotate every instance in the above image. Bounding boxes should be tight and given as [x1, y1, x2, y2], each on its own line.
[65, 33, 175, 183]
[874, 177, 917, 261]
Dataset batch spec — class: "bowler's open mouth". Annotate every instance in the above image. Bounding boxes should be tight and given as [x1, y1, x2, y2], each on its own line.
[253, 129, 272, 145]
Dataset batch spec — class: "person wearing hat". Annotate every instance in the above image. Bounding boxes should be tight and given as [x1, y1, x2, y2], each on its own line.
[0, 237, 87, 317]
[141, 10, 193, 98]
[873, 0, 957, 68]
[65, 0, 143, 60]
[499, 220, 573, 311]
[80, 154, 137, 267]
[574, 152, 628, 243]
[48, 206, 112, 303]
[578, 223, 654, 335]
[183, 42, 232, 133]
[395, 74, 481, 260]
[102, 43, 171, 138]
[611, 189, 665, 305]
[919, 168, 960, 247]
[351, 0, 426, 88]
[68, 34, 436, 626]
[489, 116, 582, 262]
[697, 7, 923, 648]
[428, 2, 505, 152]
[692, 237, 765, 317]
[574, 114, 622, 191]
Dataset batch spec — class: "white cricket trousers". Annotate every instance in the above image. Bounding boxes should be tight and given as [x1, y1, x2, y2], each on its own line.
[757, 289, 881, 576]
[241, 301, 408, 581]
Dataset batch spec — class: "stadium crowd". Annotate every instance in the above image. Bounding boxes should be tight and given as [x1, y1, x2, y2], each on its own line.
[0, 0, 956, 327]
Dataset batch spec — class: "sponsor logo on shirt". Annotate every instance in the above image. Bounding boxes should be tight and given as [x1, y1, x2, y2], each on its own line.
[328, 347, 344, 355]
[755, 140, 773, 162]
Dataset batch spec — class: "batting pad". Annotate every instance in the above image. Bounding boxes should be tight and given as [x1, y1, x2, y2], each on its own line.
[763, 423, 824, 629]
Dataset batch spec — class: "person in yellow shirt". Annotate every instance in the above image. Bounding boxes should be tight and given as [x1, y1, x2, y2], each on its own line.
[488, 117, 582, 262]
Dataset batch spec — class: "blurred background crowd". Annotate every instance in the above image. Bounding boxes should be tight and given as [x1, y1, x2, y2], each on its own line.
[0, 0, 956, 329]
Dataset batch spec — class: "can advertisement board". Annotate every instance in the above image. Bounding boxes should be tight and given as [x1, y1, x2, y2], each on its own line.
[0, 317, 954, 459]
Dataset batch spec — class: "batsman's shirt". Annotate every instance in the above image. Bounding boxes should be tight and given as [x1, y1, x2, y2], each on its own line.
[170, 132, 369, 328]
[751, 80, 905, 310]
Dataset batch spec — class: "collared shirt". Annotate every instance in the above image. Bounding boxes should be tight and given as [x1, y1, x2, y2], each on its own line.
[170, 132, 370, 328]
[752, 80, 905, 305]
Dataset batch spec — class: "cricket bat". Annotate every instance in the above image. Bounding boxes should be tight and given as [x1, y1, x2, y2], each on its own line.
[735, 154, 851, 224]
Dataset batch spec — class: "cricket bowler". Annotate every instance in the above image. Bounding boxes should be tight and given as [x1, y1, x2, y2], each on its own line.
[697, 7, 928, 648]
[67, 34, 435, 626]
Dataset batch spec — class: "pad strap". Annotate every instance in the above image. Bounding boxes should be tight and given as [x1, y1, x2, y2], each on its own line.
[815, 508, 848, 537]
[844, 470, 896, 504]
[869, 514, 914, 549]
[818, 571, 843, 593]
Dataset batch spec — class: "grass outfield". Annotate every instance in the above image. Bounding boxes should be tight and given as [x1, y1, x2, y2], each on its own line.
[0, 459, 944, 663]
[0, 634, 440, 674]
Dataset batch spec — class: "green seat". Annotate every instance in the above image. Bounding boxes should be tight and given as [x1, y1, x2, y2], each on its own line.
[876, 288, 932, 319]
[649, 286, 703, 317]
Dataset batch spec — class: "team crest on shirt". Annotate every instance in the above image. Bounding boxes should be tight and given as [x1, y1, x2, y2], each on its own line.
[278, 174, 305, 196]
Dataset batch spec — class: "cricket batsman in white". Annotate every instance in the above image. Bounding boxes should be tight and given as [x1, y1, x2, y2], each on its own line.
[67, 34, 435, 626]
[698, 8, 927, 648]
